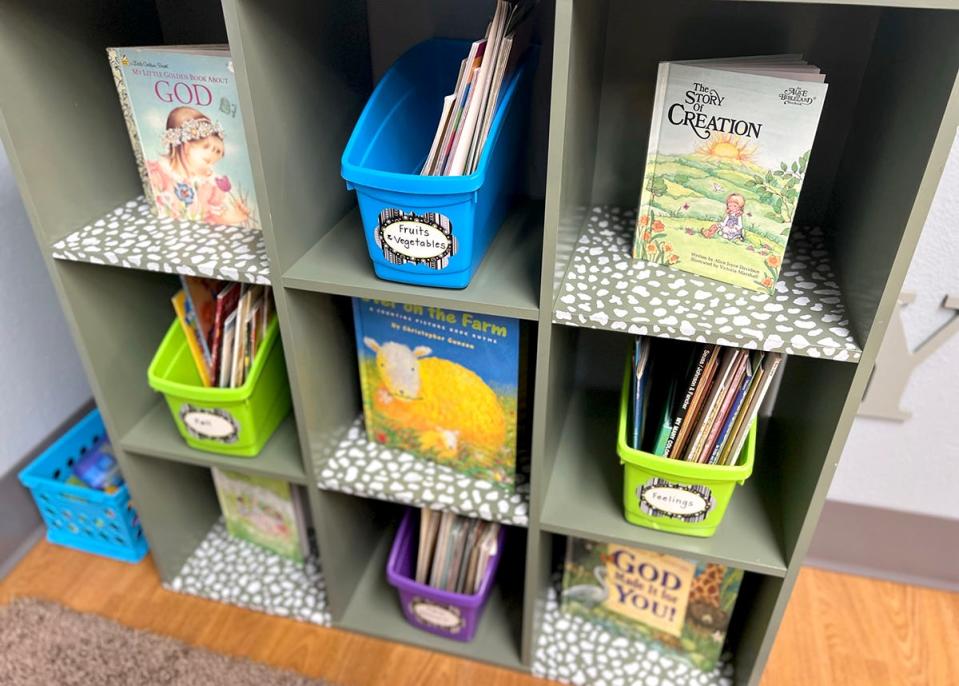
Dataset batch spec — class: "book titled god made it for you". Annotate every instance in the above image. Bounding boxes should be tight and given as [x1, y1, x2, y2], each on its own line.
[107, 46, 260, 230]
[635, 57, 827, 293]
[561, 537, 744, 672]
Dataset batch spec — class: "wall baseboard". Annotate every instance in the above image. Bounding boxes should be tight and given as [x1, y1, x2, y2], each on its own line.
[807, 499, 959, 592]
[0, 398, 95, 580]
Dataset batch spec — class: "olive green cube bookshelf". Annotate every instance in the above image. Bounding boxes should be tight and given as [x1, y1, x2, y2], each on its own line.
[2, 0, 957, 683]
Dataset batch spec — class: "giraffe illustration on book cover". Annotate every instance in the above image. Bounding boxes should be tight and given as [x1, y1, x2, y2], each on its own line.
[635, 60, 827, 293]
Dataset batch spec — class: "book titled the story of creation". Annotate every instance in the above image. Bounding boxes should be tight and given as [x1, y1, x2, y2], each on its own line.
[635, 58, 827, 293]
[211, 468, 307, 563]
[352, 298, 520, 487]
[561, 537, 743, 672]
[107, 46, 260, 229]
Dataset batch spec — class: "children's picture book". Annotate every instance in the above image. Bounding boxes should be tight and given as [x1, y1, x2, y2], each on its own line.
[352, 298, 520, 486]
[561, 537, 743, 672]
[106, 46, 260, 229]
[211, 467, 309, 563]
[635, 57, 827, 292]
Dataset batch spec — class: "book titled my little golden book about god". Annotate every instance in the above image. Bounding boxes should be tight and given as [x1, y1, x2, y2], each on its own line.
[107, 46, 260, 230]
[635, 58, 827, 293]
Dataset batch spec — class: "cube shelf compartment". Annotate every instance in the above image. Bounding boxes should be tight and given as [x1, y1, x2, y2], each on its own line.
[50, 197, 272, 285]
[337, 519, 527, 671]
[539, 389, 787, 577]
[552, 206, 862, 362]
[122, 402, 307, 485]
[315, 417, 531, 526]
[3, 0, 958, 684]
[166, 519, 331, 626]
[283, 205, 543, 321]
[533, 578, 734, 686]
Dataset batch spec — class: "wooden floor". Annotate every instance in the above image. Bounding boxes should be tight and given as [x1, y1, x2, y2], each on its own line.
[1, 541, 956, 685]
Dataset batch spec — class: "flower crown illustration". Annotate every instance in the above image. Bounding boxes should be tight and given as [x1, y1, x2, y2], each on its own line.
[161, 117, 225, 153]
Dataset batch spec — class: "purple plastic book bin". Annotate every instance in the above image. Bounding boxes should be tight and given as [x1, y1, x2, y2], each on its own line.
[386, 509, 505, 642]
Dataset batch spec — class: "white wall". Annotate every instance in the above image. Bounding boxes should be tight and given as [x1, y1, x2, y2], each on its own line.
[0, 147, 91, 475]
[828, 130, 959, 520]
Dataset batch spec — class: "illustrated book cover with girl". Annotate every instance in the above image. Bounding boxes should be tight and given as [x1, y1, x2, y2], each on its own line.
[107, 46, 260, 230]
[352, 298, 521, 488]
[635, 58, 828, 292]
[211, 468, 310, 563]
[561, 537, 743, 671]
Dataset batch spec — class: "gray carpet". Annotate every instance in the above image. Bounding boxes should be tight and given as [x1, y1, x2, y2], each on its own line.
[0, 598, 327, 685]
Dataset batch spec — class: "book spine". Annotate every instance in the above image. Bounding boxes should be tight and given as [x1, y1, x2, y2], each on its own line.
[663, 345, 711, 457]
[674, 347, 720, 459]
[172, 291, 212, 387]
[698, 353, 747, 462]
[634, 63, 671, 258]
[685, 351, 735, 461]
[707, 367, 752, 464]
[630, 340, 643, 449]
[724, 354, 784, 465]
[180, 276, 213, 366]
[106, 48, 155, 208]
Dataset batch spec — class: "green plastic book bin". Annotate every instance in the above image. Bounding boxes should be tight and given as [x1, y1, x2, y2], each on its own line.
[147, 318, 291, 457]
[617, 363, 756, 538]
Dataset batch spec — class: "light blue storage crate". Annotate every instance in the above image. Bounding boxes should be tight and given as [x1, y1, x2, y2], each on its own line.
[342, 39, 537, 289]
[19, 409, 149, 563]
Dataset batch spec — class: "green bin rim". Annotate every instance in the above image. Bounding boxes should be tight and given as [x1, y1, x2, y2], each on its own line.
[616, 358, 756, 481]
[147, 317, 281, 402]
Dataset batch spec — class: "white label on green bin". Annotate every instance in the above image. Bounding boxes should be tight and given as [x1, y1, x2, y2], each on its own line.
[179, 405, 239, 443]
[638, 478, 715, 523]
[374, 209, 457, 270]
[409, 597, 464, 633]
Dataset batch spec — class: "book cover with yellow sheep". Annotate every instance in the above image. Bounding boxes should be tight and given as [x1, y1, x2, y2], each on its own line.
[352, 298, 519, 488]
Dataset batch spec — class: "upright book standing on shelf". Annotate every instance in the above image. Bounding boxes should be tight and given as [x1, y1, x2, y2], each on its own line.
[211, 467, 310, 563]
[635, 57, 827, 293]
[352, 298, 520, 487]
[106, 46, 260, 229]
[561, 537, 743, 671]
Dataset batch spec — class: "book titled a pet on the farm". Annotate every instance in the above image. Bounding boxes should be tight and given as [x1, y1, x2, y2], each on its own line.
[106, 46, 260, 229]
[635, 57, 827, 293]
[352, 298, 519, 488]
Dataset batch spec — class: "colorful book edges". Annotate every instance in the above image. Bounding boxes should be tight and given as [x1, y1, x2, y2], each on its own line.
[629, 337, 784, 464]
[171, 280, 274, 389]
[106, 45, 260, 229]
[352, 298, 520, 486]
[635, 56, 827, 292]
[211, 467, 310, 563]
[562, 537, 743, 672]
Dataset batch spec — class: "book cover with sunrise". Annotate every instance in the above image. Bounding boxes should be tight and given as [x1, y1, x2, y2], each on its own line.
[635, 62, 827, 292]
[107, 47, 260, 230]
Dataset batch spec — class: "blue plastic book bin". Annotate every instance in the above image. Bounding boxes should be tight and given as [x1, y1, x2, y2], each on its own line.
[19, 409, 149, 563]
[342, 39, 536, 289]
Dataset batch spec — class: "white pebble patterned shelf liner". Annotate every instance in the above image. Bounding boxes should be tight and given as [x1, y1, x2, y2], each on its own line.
[316, 418, 530, 527]
[553, 206, 862, 362]
[165, 520, 331, 626]
[533, 583, 734, 686]
[51, 197, 271, 284]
